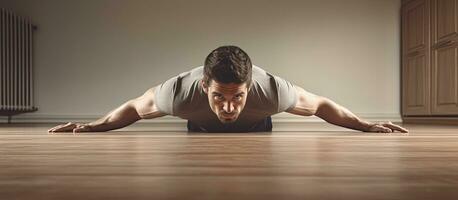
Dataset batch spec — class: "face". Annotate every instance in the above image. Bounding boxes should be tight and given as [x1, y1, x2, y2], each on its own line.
[202, 80, 249, 124]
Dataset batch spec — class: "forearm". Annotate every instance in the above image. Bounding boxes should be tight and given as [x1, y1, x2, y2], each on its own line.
[87, 100, 141, 132]
[314, 98, 373, 132]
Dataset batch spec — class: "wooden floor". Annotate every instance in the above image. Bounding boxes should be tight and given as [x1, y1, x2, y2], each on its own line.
[1, 123, 458, 200]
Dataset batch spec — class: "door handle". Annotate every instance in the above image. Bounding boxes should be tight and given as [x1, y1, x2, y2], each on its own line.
[435, 40, 455, 48]
[407, 50, 420, 57]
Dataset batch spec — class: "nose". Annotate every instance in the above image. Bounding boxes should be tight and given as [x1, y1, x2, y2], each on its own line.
[222, 101, 234, 113]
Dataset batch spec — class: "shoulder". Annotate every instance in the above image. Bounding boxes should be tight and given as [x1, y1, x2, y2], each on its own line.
[246, 65, 277, 113]
[154, 66, 205, 115]
[249, 64, 298, 113]
[251, 64, 284, 94]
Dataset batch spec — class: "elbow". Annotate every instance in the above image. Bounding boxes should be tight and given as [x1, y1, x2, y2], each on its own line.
[313, 97, 331, 117]
[288, 96, 323, 116]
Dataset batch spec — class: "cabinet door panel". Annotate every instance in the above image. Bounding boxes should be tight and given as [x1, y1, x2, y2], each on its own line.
[432, 45, 458, 114]
[432, 0, 458, 45]
[403, 0, 429, 54]
[403, 53, 431, 115]
[402, 0, 431, 116]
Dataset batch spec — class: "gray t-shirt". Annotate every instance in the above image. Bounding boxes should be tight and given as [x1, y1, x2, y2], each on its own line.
[154, 65, 297, 132]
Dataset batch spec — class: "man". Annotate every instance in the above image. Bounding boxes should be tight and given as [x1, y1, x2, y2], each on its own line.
[48, 46, 408, 134]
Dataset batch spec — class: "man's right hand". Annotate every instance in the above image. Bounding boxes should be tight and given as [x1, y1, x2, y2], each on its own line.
[48, 122, 92, 135]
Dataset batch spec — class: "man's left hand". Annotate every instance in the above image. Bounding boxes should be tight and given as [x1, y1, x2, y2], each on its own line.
[366, 121, 409, 133]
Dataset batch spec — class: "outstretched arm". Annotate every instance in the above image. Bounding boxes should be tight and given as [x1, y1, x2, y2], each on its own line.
[48, 87, 166, 134]
[286, 85, 408, 133]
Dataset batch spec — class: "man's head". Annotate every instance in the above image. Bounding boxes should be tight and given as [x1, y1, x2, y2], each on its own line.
[202, 45, 252, 123]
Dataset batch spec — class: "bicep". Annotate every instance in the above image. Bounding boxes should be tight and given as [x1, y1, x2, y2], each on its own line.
[286, 85, 325, 116]
[131, 87, 167, 119]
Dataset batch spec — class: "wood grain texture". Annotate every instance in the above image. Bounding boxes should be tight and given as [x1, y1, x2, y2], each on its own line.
[1, 123, 458, 200]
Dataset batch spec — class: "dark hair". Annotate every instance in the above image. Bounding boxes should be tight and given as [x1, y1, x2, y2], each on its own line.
[203, 45, 252, 87]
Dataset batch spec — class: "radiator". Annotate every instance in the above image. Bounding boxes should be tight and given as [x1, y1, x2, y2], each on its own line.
[1, 8, 37, 122]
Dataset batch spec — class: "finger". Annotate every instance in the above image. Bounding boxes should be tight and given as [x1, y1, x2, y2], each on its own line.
[48, 126, 57, 134]
[72, 125, 86, 135]
[48, 124, 67, 134]
[53, 123, 77, 133]
[383, 123, 409, 133]
[73, 126, 90, 135]
[73, 127, 83, 134]
[372, 125, 392, 133]
[53, 126, 73, 132]
[48, 129, 58, 134]
[48, 123, 66, 132]
[369, 125, 382, 132]
[47, 127, 55, 133]
[382, 127, 393, 133]
[391, 123, 408, 133]
[48, 122, 73, 132]
[386, 121, 409, 133]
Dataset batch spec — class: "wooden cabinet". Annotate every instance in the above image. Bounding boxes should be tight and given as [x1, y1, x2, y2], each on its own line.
[402, 0, 458, 120]
[402, 0, 431, 115]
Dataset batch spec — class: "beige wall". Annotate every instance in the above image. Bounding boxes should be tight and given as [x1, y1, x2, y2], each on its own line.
[0, 0, 401, 125]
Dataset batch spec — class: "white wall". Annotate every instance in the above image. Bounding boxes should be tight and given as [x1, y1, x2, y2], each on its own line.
[0, 0, 401, 127]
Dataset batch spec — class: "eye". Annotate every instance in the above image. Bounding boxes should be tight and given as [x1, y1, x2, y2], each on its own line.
[234, 94, 243, 101]
[213, 94, 224, 101]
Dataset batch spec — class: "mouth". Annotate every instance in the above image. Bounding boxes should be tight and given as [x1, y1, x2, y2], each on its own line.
[220, 113, 236, 118]
[219, 113, 237, 122]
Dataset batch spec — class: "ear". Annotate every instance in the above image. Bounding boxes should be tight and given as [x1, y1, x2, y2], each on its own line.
[201, 79, 209, 94]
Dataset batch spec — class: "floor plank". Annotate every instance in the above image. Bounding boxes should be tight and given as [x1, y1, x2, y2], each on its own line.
[1, 123, 458, 200]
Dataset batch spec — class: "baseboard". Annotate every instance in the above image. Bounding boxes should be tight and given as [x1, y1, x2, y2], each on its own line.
[403, 116, 458, 125]
[0, 112, 402, 131]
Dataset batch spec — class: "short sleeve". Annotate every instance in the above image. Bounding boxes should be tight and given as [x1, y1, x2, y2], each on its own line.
[153, 76, 178, 115]
[273, 75, 298, 112]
